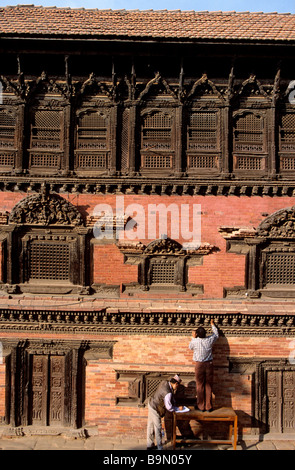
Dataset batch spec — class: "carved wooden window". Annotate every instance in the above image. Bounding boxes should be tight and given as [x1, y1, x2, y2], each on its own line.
[141, 111, 174, 170]
[0, 108, 16, 169]
[233, 112, 266, 171]
[187, 111, 219, 171]
[19, 232, 81, 292]
[1, 192, 91, 295]
[29, 108, 63, 170]
[75, 110, 109, 170]
[279, 112, 295, 171]
[223, 208, 295, 298]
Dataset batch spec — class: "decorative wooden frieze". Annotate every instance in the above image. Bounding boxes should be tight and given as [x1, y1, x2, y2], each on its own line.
[0, 308, 294, 336]
[2, 179, 295, 197]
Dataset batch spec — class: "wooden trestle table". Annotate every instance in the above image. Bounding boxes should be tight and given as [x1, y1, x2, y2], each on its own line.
[172, 406, 238, 450]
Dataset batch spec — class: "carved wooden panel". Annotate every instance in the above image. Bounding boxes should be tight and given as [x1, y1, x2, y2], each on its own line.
[282, 371, 295, 433]
[29, 354, 66, 427]
[49, 355, 65, 426]
[30, 355, 48, 426]
[266, 370, 295, 434]
[266, 370, 280, 433]
[119, 237, 214, 293]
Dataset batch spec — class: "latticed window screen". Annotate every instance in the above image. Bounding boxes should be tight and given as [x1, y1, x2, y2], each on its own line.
[0, 110, 16, 167]
[281, 157, 295, 171]
[280, 114, 295, 143]
[236, 155, 263, 170]
[77, 112, 108, 150]
[188, 112, 217, 147]
[76, 111, 109, 169]
[145, 377, 164, 399]
[31, 110, 62, 149]
[143, 155, 172, 168]
[189, 155, 217, 169]
[0, 110, 16, 147]
[234, 113, 264, 143]
[264, 253, 295, 286]
[142, 112, 172, 150]
[150, 261, 176, 285]
[280, 113, 295, 171]
[28, 242, 70, 281]
[187, 112, 218, 169]
[30, 153, 60, 168]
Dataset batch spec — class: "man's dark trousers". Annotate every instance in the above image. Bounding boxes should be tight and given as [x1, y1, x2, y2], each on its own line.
[195, 360, 214, 411]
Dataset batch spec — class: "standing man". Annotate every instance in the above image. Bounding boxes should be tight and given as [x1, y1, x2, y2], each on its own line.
[189, 319, 219, 412]
[147, 375, 182, 450]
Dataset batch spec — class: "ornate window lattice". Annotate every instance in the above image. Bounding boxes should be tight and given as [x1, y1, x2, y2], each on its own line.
[0, 110, 16, 147]
[0, 109, 16, 167]
[29, 109, 63, 169]
[149, 260, 176, 285]
[143, 154, 172, 169]
[234, 113, 264, 146]
[187, 111, 219, 170]
[189, 154, 217, 169]
[31, 110, 62, 149]
[233, 113, 265, 171]
[188, 112, 217, 147]
[28, 242, 70, 281]
[279, 112, 295, 171]
[75, 111, 109, 169]
[264, 253, 295, 287]
[141, 111, 174, 169]
[236, 155, 264, 171]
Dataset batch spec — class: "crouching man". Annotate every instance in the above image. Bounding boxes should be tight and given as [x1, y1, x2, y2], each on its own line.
[147, 375, 183, 450]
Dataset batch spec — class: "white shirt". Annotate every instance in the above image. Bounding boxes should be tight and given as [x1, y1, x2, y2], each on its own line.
[189, 325, 219, 362]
